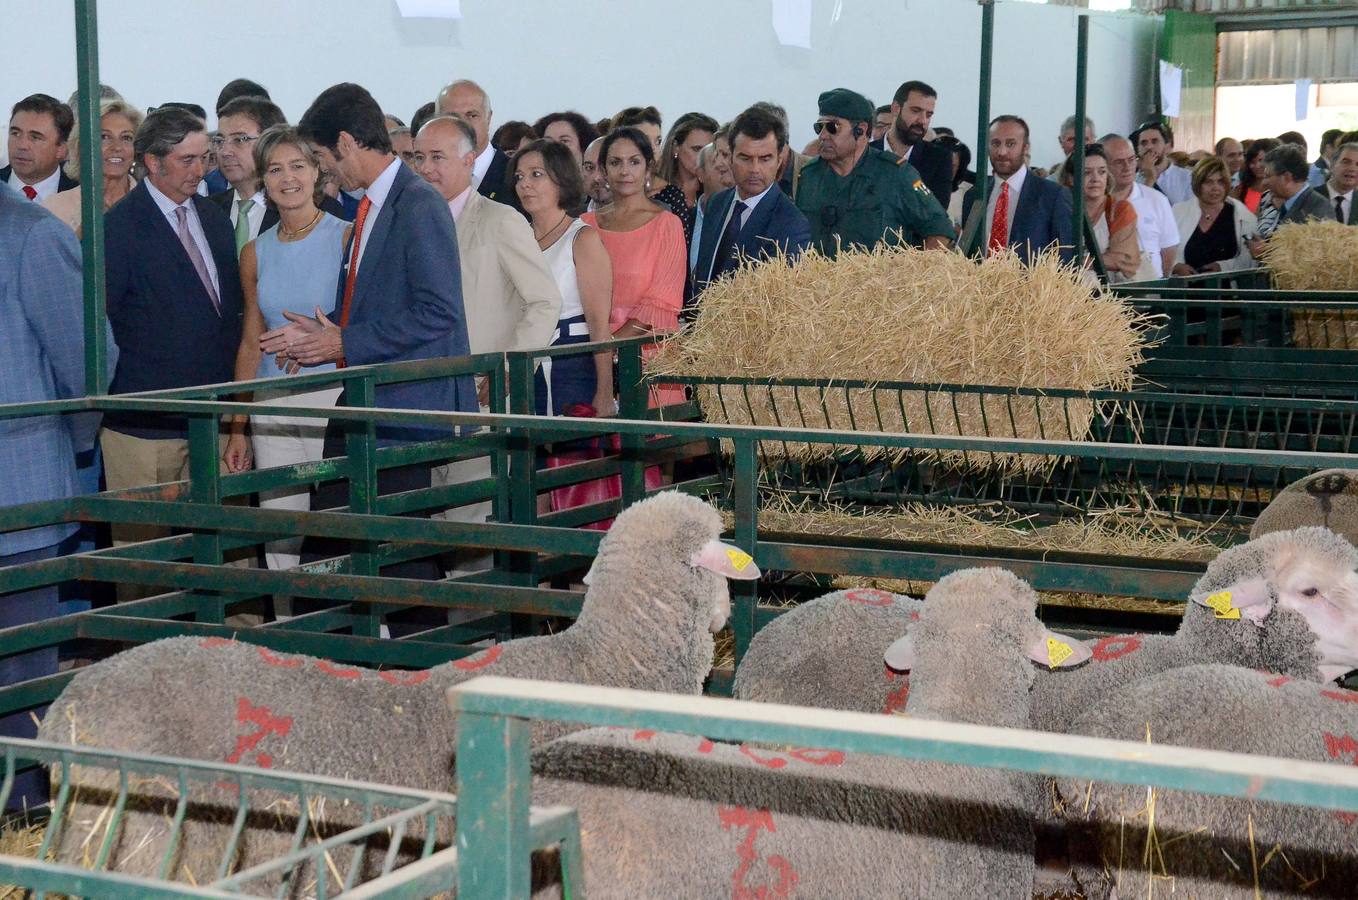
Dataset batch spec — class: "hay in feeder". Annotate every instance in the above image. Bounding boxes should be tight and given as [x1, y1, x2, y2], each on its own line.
[651, 244, 1156, 473]
[0, 815, 45, 899]
[729, 499, 1223, 615]
[1262, 220, 1358, 349]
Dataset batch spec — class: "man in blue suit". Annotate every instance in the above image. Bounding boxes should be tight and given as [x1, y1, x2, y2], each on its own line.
[101, 107, 244, 555]
[693, 106, 812, 295]
[263, 82, 476, 585]
[0, 184, 116, 809]
[960, 115, 1075, 266]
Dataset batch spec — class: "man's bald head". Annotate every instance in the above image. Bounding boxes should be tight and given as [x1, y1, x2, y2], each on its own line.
[1100, 133, 1137, 193]
[435, 80, 492, 154]
[413, 114, 477, 201]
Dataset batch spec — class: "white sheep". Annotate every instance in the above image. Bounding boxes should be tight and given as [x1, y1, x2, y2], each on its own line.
[529, 568, 1090, 898]
[732, 587, 922, 714]
[1057, 663, 1358, 899]
[37, 490, 759, 888]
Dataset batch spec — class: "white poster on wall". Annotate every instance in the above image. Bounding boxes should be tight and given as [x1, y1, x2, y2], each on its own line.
[772, 0, 812, 49]
[1158, 60, 1183, 118]
[395, 0, 462, 18]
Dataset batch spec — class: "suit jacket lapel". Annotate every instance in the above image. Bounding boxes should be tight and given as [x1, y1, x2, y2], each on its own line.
[354, 168, 404, 301]
[194, 195, 237, 298]
[738, 190, 778, 256]
[698, 190, 734, 283]
[1008, 171, 1037, 240]
[137, 185, 215, 309]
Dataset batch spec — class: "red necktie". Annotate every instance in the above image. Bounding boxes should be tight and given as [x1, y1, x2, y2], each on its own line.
[988, 181, 1009, 255]
[22, 185, 37, 201]
[337, 196, 373, 368]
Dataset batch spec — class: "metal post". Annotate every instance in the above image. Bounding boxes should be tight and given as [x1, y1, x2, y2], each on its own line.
[731, 438, 758, 666]
[74, 0, 107, 395]
[616, 341, 645, 505]
[1072, 14, 1089, 264]
[187, 414, 225, 623]
[455, 711, 531, 899]
[507, 352, 539, 592]
[345, 377, 380, 637]
[969, 0, 996, 258]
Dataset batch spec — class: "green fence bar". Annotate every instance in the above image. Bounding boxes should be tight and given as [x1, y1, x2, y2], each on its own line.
[969, 0, 995, 257]
[74, 0, 107, 395]
[454, 710, 532, 898]
[1072, 15, 1088, 265]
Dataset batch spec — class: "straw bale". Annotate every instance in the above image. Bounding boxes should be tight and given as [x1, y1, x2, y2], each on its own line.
[1261, 220, 1358, 349]
[650, 244, 1155, 473]
[0, 817, 45, 899]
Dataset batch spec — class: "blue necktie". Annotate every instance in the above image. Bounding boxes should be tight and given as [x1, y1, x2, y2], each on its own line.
[712, 200, 747, 278]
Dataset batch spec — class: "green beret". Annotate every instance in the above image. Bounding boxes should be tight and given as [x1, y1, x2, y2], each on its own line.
[817, 88, 873, 125]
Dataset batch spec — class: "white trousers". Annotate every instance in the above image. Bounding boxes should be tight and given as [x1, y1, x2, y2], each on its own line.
[250, 386, 343, 572]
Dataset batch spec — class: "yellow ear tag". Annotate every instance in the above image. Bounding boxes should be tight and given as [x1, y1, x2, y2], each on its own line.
[1046, 638, 1075, 669]
[1204, 590, 1241, 620]
[726, 548, 754, 572]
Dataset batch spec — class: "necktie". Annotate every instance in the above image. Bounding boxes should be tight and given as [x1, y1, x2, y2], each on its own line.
[21, 185, 37, 201]
[1337, 195, 1346, 224]
[336, 196, 373, 368]
[234, 196, 255, 255]
[712, 200, 747, 278]
[988, 181, 1010, 255]
[175, 206, 221, 316]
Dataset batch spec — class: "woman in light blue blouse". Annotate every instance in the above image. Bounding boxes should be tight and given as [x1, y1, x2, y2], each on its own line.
[223, 126, 346, 575]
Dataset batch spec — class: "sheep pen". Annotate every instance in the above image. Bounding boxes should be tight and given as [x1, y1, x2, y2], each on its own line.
[1260, 219, 1358, 349]
[648, 244, 1156, 474]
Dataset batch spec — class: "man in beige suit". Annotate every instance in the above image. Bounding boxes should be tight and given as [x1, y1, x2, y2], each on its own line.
[414, 115, 561, 574]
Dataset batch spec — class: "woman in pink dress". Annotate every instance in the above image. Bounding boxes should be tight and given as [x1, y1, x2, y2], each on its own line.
[581, 126, 687, 409]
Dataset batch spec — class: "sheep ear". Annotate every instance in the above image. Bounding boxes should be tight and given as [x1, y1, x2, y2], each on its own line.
[1192, 576, 1273, 625]
[690, 540, 761, 580]
[1030, 629, 1091, 669]
[884, 634, 915, 672]
[582, 559, 596, 586]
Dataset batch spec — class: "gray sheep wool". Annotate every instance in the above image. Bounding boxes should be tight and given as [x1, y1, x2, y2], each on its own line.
[1031, 526, 1358, 734]
[1253, 468, 1358, 548]
[1058, 664, 1358, 899]
[36, 490, 759, 887]
[732, 587, 922, 714]
[529, 568, 1089, 899]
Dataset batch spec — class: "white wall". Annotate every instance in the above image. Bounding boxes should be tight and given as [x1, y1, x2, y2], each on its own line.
[3, 0, 1156, 168]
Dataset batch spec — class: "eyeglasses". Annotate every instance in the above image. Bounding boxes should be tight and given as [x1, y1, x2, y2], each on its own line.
[812, 120, 844, 136]
[211, 134, 259, 149]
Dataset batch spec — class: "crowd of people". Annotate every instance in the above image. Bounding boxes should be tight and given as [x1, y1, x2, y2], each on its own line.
[5, 72, 1357, 811]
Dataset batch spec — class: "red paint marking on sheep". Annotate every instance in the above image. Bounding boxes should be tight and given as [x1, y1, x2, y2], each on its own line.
[739, 745, 788, 769]
[697, 738, 715, 753]
[315, 660, 362, 680]
[909, 610, 920, 621]
[718, 805, 797, 899]
[632, 730, 657, 741]
[882, 667, 911, 714]
[200, 637, 235, 648]
[453, 644, 504, 671]
[1091, 635, 1142, 662]
[378, 670, 432, 686]
[845, 589, 893, 607]
[224, 697, 293, 769]
[1322, 689, 1358, 705]
[786, 748, 845, 766]
[1264, 675, 1291, 688]
[257, 647, 303, 669]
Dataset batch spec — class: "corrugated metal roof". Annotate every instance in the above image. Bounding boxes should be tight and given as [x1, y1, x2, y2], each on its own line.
[1137, 0, 1357, 13]
[1218, 25, 1358, 82]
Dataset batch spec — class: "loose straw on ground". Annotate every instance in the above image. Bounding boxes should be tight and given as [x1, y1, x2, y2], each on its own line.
[651, 244, 1156, 473]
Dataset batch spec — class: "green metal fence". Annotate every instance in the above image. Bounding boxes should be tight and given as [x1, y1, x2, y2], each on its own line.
[447, 675, 1358, 898]
[0, 736, 582, 898]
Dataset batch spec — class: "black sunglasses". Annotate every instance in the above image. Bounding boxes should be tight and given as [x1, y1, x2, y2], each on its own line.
[812, 120, 844, 136]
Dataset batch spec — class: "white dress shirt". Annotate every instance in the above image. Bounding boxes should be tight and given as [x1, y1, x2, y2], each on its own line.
[471, 143, 495, 192]
[1140, 163, 1192, 206]
[145, 176, 221, 296]
[733, 183, 775, 229]
[354, 156, 402, 271]
[984, 166, 1028, 250]
[448, 185, 473, 222]
[8, 166, 62, 201]
[228, 187, 267, 241]
[1125, 182, 1180, 278]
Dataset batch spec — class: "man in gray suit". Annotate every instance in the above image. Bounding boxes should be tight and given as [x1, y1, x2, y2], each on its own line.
[1247, 143, 1336, 258]
[0, 184, 115, 809]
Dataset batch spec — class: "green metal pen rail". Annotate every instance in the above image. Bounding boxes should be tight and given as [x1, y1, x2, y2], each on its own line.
[0, 736, 583, 898]
[446, 675, 1358, 899]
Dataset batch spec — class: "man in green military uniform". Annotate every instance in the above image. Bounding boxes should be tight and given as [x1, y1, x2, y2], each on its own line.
[794, 88, 954, 256]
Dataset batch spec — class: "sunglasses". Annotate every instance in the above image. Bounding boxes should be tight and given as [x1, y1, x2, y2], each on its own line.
[813, 120, 846, 136]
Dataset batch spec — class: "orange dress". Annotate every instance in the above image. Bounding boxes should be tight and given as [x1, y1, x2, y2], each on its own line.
[582, 210, 687, 408]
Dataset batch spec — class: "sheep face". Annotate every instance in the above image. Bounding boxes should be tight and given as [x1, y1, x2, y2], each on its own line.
[1270, 536, 1358, 680]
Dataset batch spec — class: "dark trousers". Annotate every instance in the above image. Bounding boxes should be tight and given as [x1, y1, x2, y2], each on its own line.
[1, 543, 59, 811]
[297, 423, 444, 625]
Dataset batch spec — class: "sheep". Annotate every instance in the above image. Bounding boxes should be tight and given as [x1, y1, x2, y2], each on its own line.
[528, 567, 1091, 899]
[732, 587, 923, 714]
[36, 490, 759, 888]
[1056, 663, 1358, 899]
[1253, 467, 1358, 547]
[1029, 526, 1358, 735]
